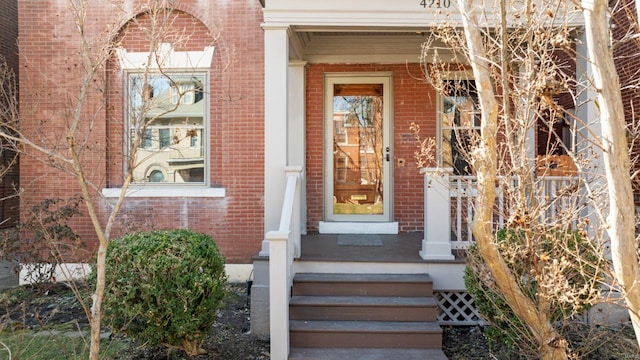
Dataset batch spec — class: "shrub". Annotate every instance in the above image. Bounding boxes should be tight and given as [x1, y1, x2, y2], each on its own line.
[12, 197, 82, 287]
[465, 227, 603, 355]
[102, 229, 227, 356]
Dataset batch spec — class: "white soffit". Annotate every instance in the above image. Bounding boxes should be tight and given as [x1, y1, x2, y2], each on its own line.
[117, 43, 215, 70]
[292, 32, 458, 64]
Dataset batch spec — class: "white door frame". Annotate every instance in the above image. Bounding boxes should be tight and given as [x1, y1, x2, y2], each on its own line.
[323, 72, 393, 223]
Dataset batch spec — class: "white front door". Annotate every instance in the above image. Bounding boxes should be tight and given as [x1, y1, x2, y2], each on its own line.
[324, 73, 393, 223]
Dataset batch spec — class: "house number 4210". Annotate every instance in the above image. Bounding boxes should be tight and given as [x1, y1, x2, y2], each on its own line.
[420, 0, 451, 8]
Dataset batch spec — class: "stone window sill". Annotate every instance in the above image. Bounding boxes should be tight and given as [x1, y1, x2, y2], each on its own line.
[101, 187, 225, 198]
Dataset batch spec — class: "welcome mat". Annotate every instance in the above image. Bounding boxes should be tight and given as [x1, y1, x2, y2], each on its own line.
[337, 234, 383, 247]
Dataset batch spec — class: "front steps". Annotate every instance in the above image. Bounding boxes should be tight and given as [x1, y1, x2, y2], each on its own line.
[288, 273, 447, 360]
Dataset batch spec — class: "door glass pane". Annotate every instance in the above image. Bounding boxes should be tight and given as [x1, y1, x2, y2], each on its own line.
[332, 84, 383, 215]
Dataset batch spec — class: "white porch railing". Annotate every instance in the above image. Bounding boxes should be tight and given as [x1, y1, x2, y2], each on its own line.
[268, 166, 303, 360]
[421, 168, 581, 259]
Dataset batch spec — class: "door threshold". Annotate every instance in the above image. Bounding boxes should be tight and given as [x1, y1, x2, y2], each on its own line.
[319, 221, 399, 234]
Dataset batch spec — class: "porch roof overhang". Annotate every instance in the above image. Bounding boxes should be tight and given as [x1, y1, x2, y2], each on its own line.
[263, 0, 585, 30]
[263, 0, 584, 63]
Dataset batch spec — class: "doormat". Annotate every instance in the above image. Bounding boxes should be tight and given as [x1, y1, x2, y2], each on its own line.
[337, 234, 383, 247]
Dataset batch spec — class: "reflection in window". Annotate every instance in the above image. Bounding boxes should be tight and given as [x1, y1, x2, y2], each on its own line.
[149, 170, 165, 182]
[332, 83, 384, 214]
[142, 129, 153, 149]
[441, 80, 479, 176]
[159, 128, 170, 148]
[190, 132, 199, 148]
[128, 73, 207, 184]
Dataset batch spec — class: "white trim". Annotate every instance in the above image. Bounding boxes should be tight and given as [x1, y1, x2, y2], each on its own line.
[318, 221, 398, 234]
[293, 260, 466, 291]
[225, 264, 254, 282]
[117, 43, 215, 70]
[101, 187, 225, 198]
[19, 263, 251, 285]
[263, 0, 584, 29]
[19, 263, 91, 285]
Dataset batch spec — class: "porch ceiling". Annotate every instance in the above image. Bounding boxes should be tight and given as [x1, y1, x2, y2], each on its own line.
[289, 30, 456, 64]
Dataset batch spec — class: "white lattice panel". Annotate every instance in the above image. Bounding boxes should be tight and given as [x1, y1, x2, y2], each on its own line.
[435, 291, 483, 325]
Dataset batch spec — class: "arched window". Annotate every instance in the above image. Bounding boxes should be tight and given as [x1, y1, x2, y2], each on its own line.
[149, 170, 165, 183]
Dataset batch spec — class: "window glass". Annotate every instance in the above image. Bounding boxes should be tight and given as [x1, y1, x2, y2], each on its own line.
[149, 170, 165, 182]
[440, 79, 479, 176]
[128, 73, 206, 184]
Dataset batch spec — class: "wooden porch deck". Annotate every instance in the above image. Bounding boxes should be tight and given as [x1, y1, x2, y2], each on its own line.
[299, 232, 464, 263]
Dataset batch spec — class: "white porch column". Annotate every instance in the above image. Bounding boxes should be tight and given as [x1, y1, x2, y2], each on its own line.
[288, 61, 307, 236]
[576, 28, 600, 164]
[575, 28, 605, 240]
[420, 168, 455, 260]
[262, 25, 290, 256]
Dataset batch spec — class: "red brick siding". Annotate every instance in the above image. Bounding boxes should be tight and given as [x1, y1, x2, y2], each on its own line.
[19, 1, 264, 263]
[305, 64, 437, 232]
[0, 0, 19, 229]
[612, 0, 640, 206]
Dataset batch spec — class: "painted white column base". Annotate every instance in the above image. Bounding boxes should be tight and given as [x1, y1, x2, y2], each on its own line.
[419, 239, 455, 260]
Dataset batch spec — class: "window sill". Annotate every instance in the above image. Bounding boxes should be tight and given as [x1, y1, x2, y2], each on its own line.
[101, 187, 225, 198]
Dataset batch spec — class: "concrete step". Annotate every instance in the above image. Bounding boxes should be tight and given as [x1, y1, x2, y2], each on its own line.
[292, 273, 433, 297]
[289, 295, 438, 322]
[289, 320, 442, 349]
[288, 347, 448, 360]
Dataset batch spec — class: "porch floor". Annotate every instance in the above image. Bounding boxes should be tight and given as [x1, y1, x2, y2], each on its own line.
[299, 232, 464, 263]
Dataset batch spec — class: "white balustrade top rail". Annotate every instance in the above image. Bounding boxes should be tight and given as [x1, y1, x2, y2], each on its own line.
[448, 174, 581, 249]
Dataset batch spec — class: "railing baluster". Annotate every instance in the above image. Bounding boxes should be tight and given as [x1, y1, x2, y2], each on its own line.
[456, 179, 462, 246]
[447, 174, 580, 249]
[466, 179, 473, 243]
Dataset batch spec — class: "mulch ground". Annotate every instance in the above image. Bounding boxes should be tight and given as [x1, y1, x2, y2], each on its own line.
[2, 282, 639, 359]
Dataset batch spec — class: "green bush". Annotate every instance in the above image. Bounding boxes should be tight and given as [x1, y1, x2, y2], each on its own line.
[465, 227, 603, 354]
[102, 229, 227, 355]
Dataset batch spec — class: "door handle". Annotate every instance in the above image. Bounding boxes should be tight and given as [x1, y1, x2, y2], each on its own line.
[385, 147, 390, 162]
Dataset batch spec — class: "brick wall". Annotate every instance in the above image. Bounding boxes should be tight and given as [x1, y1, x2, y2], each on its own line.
[306, 64, 437, 232]
[612, 0, 640, 206]
[0, 0, 19, 229]
[18, 0, 264, 263]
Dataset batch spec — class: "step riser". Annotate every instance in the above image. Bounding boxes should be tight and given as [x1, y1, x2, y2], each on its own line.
[292, 283, 433, 297]
[288, 273, 443, 357]
[290, 332, 442, 349]
[288, 348, 449, 360]
[290, 306, 438, 322]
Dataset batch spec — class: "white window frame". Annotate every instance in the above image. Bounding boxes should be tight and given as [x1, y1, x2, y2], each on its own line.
[101, 44, 224, 198]
[436, 72, 479, 172]
[125, 71, 209, 186]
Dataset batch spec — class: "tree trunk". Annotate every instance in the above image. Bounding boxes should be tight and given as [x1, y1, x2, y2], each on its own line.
[457, 0, 569, 357]
[89, 244, 106, 360]
[583, 0, 640, 348]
